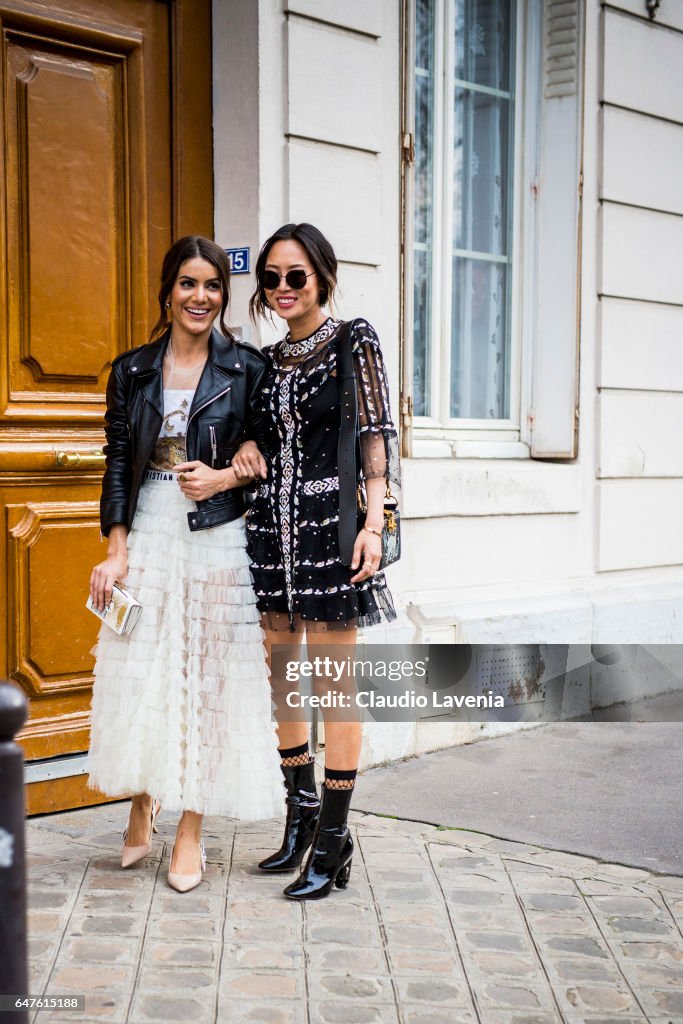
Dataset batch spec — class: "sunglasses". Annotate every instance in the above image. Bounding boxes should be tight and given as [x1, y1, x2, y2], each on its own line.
[262, 269, 315, 291]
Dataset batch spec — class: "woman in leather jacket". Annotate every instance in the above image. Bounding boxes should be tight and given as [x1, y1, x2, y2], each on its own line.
[87, 236, 283, 893]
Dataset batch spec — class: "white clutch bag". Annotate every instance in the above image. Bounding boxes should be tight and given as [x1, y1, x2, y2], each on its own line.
[86, 583, 142, 636]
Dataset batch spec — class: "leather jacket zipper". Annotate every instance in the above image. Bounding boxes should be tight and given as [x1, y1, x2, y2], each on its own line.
[209, 425, 217, 468]
[185, 384, 233, 463]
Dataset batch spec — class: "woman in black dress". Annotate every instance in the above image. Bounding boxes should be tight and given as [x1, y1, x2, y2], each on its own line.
[233, 223, 400, 900]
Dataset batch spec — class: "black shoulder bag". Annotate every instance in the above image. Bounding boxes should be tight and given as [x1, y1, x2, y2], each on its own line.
[336, 321, 400, 570]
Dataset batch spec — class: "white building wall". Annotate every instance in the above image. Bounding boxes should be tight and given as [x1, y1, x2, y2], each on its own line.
[212, 0, 260, 337]
[214, 0, 400, 367]
[212, 0, 683, 768]
[597, 1, 683, 575]
[404, 0, 683, 652]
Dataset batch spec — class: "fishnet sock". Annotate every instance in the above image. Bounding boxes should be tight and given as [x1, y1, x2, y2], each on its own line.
[324, 767, 357, 791]
[279, 742, 310, 768]
[281, 751, 311, 768]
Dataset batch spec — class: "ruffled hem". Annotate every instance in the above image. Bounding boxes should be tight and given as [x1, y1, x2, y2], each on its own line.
[253, 574, 397, 630]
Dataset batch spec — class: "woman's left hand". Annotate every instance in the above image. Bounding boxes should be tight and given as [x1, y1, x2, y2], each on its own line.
[232, 440, 267, 480]
[174, 461, 227, 501]
[350, 528, 382, 583]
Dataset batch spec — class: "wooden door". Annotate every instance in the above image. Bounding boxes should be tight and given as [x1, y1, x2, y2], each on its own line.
[0, 0, 213, 813]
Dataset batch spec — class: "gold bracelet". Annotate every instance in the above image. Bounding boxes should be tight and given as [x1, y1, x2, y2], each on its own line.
[363, 525, 382, 537]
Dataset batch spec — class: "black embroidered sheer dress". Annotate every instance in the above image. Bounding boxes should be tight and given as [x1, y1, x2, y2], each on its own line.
[246, 317, 400, 629]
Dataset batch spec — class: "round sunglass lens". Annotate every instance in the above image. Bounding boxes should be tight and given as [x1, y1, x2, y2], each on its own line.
[262, 271, 280, 290]
[286, 270, 309, 289]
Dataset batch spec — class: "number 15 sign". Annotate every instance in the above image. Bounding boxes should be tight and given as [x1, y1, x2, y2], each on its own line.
[225, 247, 250, 274]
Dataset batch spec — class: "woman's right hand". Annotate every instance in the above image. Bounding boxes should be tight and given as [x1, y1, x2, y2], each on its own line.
[90, 550, 128, 612]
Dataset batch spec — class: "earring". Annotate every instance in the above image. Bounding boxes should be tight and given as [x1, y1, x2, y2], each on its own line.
[165, 302, 171, 309]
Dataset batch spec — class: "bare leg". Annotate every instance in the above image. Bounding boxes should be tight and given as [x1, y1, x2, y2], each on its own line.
[306, 623, 362, 773]
[262, 612, 309, 751]
[126, 792, 155, 846]
[261, 613, 362, 768]
[321, 716, 362, 771]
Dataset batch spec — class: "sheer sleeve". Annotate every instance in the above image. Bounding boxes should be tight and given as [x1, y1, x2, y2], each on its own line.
[350, 319, 401, 488]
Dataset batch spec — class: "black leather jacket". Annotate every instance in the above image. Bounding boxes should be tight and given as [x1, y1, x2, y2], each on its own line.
[100, 328, 271, 536]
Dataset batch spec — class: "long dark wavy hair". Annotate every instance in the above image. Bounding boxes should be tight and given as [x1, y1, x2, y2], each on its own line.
[149, 235, 234, 343]
[249, 222, 338, 324]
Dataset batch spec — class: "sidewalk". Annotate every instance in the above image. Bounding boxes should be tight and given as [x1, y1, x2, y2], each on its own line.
[26, 799, 683, 1024]
[354, 721, 683, 875]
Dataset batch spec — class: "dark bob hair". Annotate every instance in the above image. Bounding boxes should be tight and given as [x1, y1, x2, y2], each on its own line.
[249, 223, 338, 324]
[149, 235, 233, 344]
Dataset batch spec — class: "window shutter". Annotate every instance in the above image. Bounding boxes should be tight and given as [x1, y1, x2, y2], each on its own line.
[530, 0, 583, 459]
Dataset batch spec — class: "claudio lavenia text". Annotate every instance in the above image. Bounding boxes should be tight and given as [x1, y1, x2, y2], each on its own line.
[286, 690, 506, 710]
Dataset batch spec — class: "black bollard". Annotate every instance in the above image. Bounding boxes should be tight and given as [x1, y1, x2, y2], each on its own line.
[0, 681, 29, 1023]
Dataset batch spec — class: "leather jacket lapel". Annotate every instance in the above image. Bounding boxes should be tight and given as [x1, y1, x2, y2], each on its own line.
[126, 327, 244, 423]
[140, 372, 164, 419]
[128, 335, 166, 419]
[187, 328, 244, 420]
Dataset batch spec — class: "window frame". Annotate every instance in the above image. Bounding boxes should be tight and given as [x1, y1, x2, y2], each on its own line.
[404, 0, 542, 457]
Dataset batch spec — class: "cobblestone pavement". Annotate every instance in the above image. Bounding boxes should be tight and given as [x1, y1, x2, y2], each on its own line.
[26, 803, 683, 1024]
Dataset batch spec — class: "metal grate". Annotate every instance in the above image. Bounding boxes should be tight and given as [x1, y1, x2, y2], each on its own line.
[476, 645, 547, 705]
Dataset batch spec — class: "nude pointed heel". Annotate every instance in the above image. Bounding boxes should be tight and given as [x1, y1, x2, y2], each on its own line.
[168, 838, 206, 893]
[121, 799, 161, 869]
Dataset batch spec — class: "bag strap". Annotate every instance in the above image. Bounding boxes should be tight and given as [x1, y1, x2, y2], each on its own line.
[336, 320, 358, 567]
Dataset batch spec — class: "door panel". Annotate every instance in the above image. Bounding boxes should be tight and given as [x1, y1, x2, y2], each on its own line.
[8, 501, 103, 689]
[2, 475, 103, 765]
[1, 1, 170, 419]
[0, 0, 213, 812]
[9, 42, 123, 384]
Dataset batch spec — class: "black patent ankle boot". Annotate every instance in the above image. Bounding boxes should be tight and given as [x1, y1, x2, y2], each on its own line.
[258, 759, 320, 872]
[283, 785, 354, 900]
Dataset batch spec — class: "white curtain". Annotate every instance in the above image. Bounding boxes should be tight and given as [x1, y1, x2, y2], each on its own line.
[451, 0, 513, 419]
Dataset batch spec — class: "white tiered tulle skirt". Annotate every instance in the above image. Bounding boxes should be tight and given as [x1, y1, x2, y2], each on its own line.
[87, 476, 284, 820]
